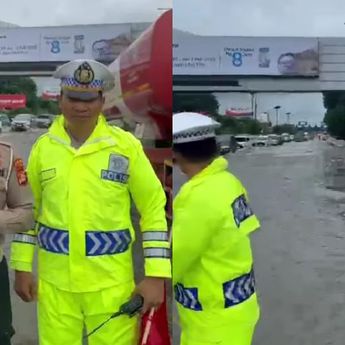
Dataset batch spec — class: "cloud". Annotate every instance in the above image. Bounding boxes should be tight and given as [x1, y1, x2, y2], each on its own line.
[1, 0, 171, 26]
[174, 0, 345, 36]
[215, 92, 326, 125]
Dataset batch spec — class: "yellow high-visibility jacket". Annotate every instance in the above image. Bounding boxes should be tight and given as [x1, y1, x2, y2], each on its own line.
[11, 114, 171, 292]
[173, 157, 260, 340]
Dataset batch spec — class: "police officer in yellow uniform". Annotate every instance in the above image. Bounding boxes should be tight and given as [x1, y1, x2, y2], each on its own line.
[0, 142, 33, 345]
[172, 112, 260, 345]
[11, 59, 171, 345]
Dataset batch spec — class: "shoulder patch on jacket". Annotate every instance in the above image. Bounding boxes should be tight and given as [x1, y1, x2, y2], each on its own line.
[14, 158, 28, 186]
[232, 194, 253, 227]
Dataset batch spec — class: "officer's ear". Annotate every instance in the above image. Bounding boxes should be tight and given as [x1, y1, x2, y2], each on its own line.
[58, 91, 64, 108]
[99, 91, 105, 105]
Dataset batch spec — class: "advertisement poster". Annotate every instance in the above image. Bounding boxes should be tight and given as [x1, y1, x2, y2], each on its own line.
[0, 24, 133, 64]
[0, 94, 26, 109]
[173, 32, 319, 76]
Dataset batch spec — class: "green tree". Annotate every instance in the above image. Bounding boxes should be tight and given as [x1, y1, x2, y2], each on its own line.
[8, 107, 33, 117]
[213, 115, 264, 135]
[324, 105, 345, 139]
[243, 119, 262, 135]
[322, 91, 345, 138]
[173, 93, 219, 115]
[37, 99, 60, 115]
[273, 124, 297, 135]
[323, 91, 345, 110]
[0, 77, 38, 112]
[0, 77, 59, 115]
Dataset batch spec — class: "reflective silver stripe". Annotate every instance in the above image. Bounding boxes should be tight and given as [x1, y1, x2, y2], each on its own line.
[47, 134, 69, 146]
[144, 248, 170, 258]
[87, 137, 115, 145]
[13, 234, 36, 245]
[142, 231, 169, 242]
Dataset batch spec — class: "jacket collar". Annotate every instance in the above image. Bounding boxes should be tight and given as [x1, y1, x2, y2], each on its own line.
[48, 114, 116, 155]
[176, 156, 229, 202]
[190, 156, 228, 182]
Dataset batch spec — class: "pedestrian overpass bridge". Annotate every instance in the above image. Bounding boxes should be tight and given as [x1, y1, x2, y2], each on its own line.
[2, 28, 345, 93]
[173, 35, 345, 93]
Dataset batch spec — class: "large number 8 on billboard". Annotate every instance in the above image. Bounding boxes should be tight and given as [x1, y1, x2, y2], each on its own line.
[232, 52, 243, 67]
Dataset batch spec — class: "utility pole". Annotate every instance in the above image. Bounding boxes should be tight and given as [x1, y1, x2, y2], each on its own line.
[274, 105, 281, 126]
[251, 93, 257, 120]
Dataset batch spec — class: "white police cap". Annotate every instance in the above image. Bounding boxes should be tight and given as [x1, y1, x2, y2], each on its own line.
[173, 112, 220, 144]
[53, 59, 115, 100]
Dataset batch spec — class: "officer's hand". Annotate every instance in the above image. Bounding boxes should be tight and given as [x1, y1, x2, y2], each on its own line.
[14, 271, 37, 303]
[134, 277, 165, 314]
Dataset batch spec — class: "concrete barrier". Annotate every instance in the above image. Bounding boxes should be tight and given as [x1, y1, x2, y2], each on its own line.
[323, 138, 345, 191]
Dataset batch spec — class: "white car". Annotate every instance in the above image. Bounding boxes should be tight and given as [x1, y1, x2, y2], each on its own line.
[235, 135, 253, 149]
[268, 134, 280, 146]
[281, 133, 291, 142]
[11, 114, 35, 131]
[252, 135, 269, 147]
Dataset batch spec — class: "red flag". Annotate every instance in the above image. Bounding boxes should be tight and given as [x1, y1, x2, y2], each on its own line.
[139, 286, 171, 345]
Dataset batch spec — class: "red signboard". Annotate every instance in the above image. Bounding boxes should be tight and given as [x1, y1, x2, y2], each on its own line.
[0, 94, 26, 109]
[225, 108, 253, 118]
[41, 91, 59, 101]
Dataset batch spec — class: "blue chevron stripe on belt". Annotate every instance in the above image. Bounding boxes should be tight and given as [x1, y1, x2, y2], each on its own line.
[37, 224, 69, 255]
[174, 269, 256, 311]
[37, 224, 132, 256]
[85, 230, 132, 256]
[223, 269, 256, 308]
[174, 283, 203, 311]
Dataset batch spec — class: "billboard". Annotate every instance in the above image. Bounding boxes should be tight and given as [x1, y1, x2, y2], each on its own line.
[225, 108, 253, 118]
[41, 89, 59, 101]
[0, 94, 26, 109]
[0, 24, 133, 64]
[173, 32, 319, 76]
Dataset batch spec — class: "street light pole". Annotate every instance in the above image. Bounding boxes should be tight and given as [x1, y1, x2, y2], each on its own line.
[286, 112, 291, 124]
[274, 105, 281, 126]
[250, 93, 257, 120]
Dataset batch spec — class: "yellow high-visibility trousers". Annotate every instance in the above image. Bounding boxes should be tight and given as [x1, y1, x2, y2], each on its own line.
[37, 279, 139, 345]
[178, 294, 259, 345]
[180, 321, 256, 345]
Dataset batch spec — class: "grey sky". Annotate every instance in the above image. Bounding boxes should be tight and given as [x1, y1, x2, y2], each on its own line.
[215, 93, 325, 126]
[174, 0, 345, 37]
[1, 0, 171, 26]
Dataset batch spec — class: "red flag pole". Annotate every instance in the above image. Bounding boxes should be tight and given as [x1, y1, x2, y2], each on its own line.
[139, 284, 171, 345]
[140, 308, 155, 345]
[139, 227, 172, 344]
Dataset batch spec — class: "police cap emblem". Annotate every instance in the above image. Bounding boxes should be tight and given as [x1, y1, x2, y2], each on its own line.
[74, 62, 95, 84]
